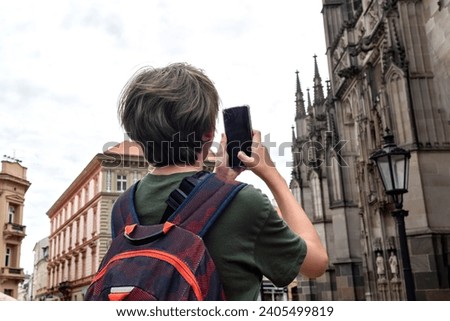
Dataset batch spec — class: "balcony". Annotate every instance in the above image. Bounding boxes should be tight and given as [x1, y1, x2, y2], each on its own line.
[58, 281, 71, 301]
[3, 222, 27, 242]
[0, 266, 25, 281]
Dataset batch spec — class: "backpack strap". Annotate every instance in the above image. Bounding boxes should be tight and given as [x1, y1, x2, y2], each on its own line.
[110, 182, 141, 238]
[167, 173, 247, 237]
[159, 170, 210, 224]
[111, 172, 247, 239]
[111, 172, 208, 238]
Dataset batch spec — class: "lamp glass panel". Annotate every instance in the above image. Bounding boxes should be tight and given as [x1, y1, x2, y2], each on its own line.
[404, 155, 410, 190]
[377, 155, 393, 192]
[392, 154, 406, 190]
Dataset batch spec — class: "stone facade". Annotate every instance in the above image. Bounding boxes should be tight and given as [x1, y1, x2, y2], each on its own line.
[32, 237, 49, 300]
[291, 0, 450, 300]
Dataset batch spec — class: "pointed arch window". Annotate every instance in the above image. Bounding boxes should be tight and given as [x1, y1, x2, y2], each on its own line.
[310, 172, 324, 219]
[290, 179, 301, 205]
[343, 100, 353, 125]
[386, 71, 410, 144]
[330, 154, 343, 202]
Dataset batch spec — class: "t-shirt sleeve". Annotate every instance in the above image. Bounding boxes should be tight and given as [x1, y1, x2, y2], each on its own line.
[254, 204, 307, 287]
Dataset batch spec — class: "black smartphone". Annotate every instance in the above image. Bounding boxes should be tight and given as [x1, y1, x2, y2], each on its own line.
[223, 105, 253, 168]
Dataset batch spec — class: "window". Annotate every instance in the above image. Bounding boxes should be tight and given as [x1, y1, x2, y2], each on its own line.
[83, 213, 87, 240]
[344, 101, 353, 124]
[330, 155, 343, 201]
[84, 185, 89, 203]
[117, 175, 127, 192]
[4, 289, 13, 297]
[94, 175, 99, 194]
[106, 170, 112, 192]
[76, 219, 80, 244]
[69, 200, 73, 216]
[8, 205, 16, 223]
[92, 207, 97, 234]
[75, 257, 79, 280]
[62, 229, 66, 252]
[5, 247, 11, 266]
[42, 246, 49, 260]
[81, 254, 86, 277]
[69, 224, 73, 248]
[311, 172, 324, 219]
[353, 0, 361, 11]
[260, 280, 287, 301]
[290, 180, 301, 205]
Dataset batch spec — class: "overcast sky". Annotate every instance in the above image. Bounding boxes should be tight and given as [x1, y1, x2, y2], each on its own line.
[0, 0, 329, 273]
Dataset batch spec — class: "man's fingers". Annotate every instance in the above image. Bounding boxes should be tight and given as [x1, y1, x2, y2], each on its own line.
[237, 151, 254, 165]
[252, 130, 262, 144]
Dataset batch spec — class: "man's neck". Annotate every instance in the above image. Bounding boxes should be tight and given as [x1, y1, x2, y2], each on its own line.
[150, 163, 203, 176]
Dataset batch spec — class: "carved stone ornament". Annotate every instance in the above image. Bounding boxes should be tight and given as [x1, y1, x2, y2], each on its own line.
[338, 65, 362, 79]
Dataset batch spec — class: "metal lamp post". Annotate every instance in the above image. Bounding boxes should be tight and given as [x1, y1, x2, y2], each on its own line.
[370, 129, 416, 301]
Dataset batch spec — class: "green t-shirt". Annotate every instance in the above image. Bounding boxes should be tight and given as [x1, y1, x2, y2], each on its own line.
[135, 171, 307, 300]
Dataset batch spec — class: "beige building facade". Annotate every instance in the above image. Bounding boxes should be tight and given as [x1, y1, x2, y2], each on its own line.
[45, 141, 149, 300]
[0, 159, 31, 299]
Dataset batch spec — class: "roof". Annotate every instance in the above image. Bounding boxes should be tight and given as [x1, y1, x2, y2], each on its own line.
[46, 140, 146, 216]
[103, 140, 144, 157]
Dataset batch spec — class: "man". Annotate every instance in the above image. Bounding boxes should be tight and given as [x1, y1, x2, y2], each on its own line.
[117, 62, 328, 300]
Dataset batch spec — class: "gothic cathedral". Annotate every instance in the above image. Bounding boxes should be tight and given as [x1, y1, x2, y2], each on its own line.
[291, 0, 450, 300]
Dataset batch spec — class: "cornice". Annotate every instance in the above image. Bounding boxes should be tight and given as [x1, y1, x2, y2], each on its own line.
[46, 155, 103, 216]
[0, 174, 31, 189]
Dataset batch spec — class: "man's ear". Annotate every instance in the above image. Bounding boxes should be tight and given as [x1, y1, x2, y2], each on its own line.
[202, 130, 214, 142]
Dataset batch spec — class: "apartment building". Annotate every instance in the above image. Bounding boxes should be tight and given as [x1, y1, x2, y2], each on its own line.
[0, 159, 31, 299]
[45, 141, 149, 300]
[32, 237, 49, 300]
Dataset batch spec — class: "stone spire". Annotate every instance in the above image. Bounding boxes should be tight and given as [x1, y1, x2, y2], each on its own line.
[307, 88, 313, 115]
[295, 70, 306, 119]
[313, 54, 325, 105]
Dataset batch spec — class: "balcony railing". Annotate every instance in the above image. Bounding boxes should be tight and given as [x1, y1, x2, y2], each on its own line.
[0, 266, 25, 280]
[3, 222, 27, 240]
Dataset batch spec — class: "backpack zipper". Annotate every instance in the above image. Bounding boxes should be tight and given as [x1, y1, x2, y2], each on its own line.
[92, 249, 203, 300]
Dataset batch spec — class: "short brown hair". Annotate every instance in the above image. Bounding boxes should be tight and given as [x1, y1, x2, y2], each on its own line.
[118, 63, 219, 167]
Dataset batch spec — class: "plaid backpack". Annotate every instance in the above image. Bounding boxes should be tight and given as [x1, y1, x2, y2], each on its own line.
[84, 171, 246, 301]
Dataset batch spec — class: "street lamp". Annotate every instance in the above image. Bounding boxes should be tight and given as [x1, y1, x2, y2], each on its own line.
[370, 129, 416, 301]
